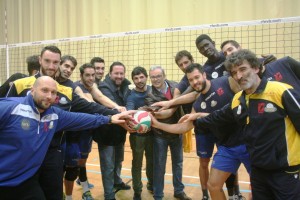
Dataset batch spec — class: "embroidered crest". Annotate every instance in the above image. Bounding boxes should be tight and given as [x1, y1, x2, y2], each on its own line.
[21, 119, 30, 130]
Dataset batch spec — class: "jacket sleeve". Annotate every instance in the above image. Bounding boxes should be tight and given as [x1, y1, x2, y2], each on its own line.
[287, 56, 300, 80]
[1, 74, 25, 97]
[6, 83, 19, 97]
[55, 108, 110, 132]
[194, 103, 236, 129]
[126, 93, 135, 110]
[70, 92, 118, 115]
[282, 88, 300, 133]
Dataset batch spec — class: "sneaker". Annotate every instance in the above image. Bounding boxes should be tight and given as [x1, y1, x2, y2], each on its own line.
[233, 194, 246, 200]
[76, 179, 94, 189]
[114, 182, 131, 190]
[174, 192, 192, 200]
[133, 193, 141, 200]
[146, 183, 153, 193]
[82, 191, 94, 200]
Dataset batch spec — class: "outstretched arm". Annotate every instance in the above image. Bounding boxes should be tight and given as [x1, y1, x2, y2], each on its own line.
[151, 91, 199, 111]
[90, 83, 126, 112]
[150, 113, 194, 134]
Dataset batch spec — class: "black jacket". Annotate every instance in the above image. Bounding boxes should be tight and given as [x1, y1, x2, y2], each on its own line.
[93, 74, 131, 146]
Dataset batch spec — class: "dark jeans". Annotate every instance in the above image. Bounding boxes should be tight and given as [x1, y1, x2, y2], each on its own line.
[0, 171, 46, 200]
[129, 134, 153, 194]
[153, 135, 184, 200]
[98, 143, 124, 200]
[39, 148, 64, 200]
[251, 166, 300, 200]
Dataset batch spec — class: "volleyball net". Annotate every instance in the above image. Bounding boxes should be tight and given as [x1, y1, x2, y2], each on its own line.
[0, 16, 300, 84]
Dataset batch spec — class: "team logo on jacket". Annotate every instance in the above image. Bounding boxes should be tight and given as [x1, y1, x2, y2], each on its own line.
[274, 72, 283, 81]
[21, 119, 30, 130]
[49, 121, 54, 129]
[59, 97, 68, 104]
[264, 103, 277, 113]
[211, 100, 217, 107]
[201, 102, 207, 109]
[212, 72, 219, 79]
[217, 88, 224, 96]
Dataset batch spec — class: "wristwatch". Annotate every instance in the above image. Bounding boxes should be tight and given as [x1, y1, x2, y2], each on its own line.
[108, 115, 112, 124]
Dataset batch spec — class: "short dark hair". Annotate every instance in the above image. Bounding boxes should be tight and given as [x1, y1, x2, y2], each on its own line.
[60, 55, 77, 67]
[79, 63, 95, 75]
[109, 61, 125, 73]
[220, 40, 241, 50]
[90, 57, 105, 66]
[195, 34, 213, 46]
[131, 66, 148, 79]
[26, 55, 40, 75]
[40, 45, 61, 57]
[185, 63, 204, 74]
[175, 50, 194, 65]
[224, 49, 261, 76]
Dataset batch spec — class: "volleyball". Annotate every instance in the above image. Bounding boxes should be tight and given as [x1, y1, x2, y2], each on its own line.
[132, 111, 152, 132]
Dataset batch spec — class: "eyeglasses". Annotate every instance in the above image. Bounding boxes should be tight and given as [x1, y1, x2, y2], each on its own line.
[150, 75, 163, 80]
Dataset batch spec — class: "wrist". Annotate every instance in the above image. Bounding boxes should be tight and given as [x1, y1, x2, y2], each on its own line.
[108, 115, 112, 124]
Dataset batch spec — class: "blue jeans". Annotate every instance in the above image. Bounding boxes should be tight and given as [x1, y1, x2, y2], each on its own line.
[97, 143, 124, 200]
[129, 134, 153, 194]
[153, 135, 184, 200]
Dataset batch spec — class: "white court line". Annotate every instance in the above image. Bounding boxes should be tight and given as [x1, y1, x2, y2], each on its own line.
[86, 163, 250, 184]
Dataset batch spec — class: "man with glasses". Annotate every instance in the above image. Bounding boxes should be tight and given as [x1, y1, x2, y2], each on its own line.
[145, 66, 191, 200]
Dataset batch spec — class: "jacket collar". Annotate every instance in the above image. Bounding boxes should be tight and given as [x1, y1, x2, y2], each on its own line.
[103, 74, 131, 91]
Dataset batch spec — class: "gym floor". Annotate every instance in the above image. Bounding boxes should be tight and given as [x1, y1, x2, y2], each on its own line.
[71, 134, 251, 200]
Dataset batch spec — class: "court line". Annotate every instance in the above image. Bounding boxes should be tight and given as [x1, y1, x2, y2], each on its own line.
[86, 163, 251, 193]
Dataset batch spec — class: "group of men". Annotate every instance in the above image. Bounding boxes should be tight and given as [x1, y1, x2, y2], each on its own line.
[1, 33, 300, 200]
[151, 36, 300, 200]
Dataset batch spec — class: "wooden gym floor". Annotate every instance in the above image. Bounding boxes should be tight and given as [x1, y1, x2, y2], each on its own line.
[71, 134, 251, 200]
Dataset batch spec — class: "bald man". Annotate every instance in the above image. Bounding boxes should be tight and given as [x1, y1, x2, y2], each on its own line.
[0, 76, 134, 200]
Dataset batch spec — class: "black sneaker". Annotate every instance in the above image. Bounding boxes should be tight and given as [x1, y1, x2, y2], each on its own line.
[146, 183, 153, 193]
[133, 193, 141, 200]
[114, 182, 131, 190]
[174, 192, 192, 200]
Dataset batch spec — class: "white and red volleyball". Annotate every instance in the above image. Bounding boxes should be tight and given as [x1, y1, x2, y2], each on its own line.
[132, 111, 151, 132]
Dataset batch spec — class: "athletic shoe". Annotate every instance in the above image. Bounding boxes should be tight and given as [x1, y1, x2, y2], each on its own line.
[82, 191, 94, 200]
[233, 194, 246, 200]
[114, 182, 131, 190]
[174, 192, 192, 200]
[146, 183, 153, 193]
[76, 179, 94, 189]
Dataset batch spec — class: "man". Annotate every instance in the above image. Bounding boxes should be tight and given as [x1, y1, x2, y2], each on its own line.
[221, 39, 300, 91]
[0, 76, 134, 200]
[152, 50, 300, 199]
[173, 50, 195, 113]
[126, 66, 153, 200]
[6, 46, 121, 200]
[145, 66, 191, 200]
[175, 63, 250, 200]
[64, 63, 98, 200]
[197, 49, 300, 199]
[195, 34, 227, 80]
[195, 34, 241, 200]
[94, 61, 131, 200]
[91, 56, 105, 86]
[0, 55, 40, 97]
